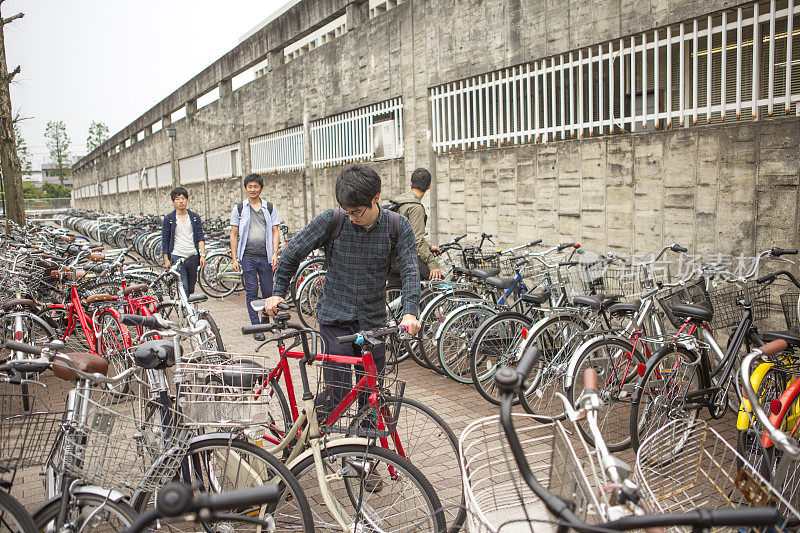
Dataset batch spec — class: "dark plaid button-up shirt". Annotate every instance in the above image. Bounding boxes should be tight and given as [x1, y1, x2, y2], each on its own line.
[272, 207, 420, 329]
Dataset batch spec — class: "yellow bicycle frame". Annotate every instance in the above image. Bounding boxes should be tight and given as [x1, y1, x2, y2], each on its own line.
[737, 361, 775, 430]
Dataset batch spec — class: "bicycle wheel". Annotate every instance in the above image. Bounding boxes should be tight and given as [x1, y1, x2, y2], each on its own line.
[565, 336, 646, 451]
[629, 343, 702, 452]
[437, 305, 496, 384]
[185, 311, 225, 352]
[295, 270, 324, 330]
[0, 311, 57, 410]
[33, 493, 137, 532]
[469, 311, 530, 405]
[197, 254, 227, 298]
[289, 443, 446, 533]
[96, 309, 133, 396]
[212, 254, 241, 298]
[134, 438, 313, 533]
[417, 290, 481, 374]
[348, 397, 465, 533]
[518, 313, 589, 420]
[0, 489, 36, 533]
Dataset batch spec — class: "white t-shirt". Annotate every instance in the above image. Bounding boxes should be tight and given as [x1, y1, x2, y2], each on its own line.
[172, 215, 196, 258]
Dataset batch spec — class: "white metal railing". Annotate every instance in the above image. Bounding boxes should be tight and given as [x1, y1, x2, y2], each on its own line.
[430, 0, 800, 152]
[311, 97, 403, 168]
[156, 162, 172, 188]
[250, 126, 304, 173]
[179, 154, 205, 184]
[207, 143, 241, 179]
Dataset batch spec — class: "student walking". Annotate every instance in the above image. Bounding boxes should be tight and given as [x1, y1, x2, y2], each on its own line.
[161, 186, 206, 295]
[230, 173, 281, 340]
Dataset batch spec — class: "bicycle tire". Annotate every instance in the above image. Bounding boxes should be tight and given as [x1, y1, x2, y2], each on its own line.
[437, 304, 496, 384]
[33, 493, 137, 532]
[565, 336, 646, 451]
[96, 308, 134, 396]
[133, 438, 314, 533]
[517, 313, 590, 421]
[0, 311, 57, 410]
[629, 343, 702, 452]
[417, 290, 481, 374]
[469, 311, 530, 405]
[289, 443, 446, 533]
[348, 396, 465, 533]
[0, 487, 37, 533]
[197, 254, 227, 298]
[295, 270, 324, 330]
[194, 311, 226, 352]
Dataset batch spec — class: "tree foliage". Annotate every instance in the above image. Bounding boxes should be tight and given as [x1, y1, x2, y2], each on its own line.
[86, 120, 109, 152]
[13, 123, 31, 173]
[22, 182, 71, 199]
[44, 120, 71, 186]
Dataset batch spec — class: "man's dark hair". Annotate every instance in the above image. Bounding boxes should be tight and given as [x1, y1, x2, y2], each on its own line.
[335, 164, 381, 208]
[170, 186, 189, 201]
[244, 173, 264, 189]
[410, 168, 432, 192]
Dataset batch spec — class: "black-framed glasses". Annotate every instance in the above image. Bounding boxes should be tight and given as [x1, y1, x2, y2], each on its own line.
[341, 206, 368, 218]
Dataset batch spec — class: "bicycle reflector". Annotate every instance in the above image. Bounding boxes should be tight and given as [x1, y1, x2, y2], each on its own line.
[637, 363, 646, 376]
[14, 330, 22, 341]
[521, 327, 528, 339]
[770, 399, 782, 415]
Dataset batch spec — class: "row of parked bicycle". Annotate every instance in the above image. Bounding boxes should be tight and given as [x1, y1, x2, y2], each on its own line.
[3, 212, 800, 532]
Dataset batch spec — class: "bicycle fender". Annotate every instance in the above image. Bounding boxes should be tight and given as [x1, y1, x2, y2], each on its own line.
[629, 344, 701, 405]
[736, 361, 774, 430]
[188, 432, 238, 446]
[563, 334, 610, 390]
[432, 303, 493, 341]
[44, 485, 127, 504]
[284, 437, 372, 470]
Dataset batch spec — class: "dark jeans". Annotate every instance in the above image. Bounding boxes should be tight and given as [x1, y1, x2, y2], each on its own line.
[318, 322, 386, 426]
[171, 254, 199, 296]
[242, 256, 274, 325]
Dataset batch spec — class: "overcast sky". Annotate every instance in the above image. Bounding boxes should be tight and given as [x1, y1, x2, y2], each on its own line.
[6, 0, 293, 170]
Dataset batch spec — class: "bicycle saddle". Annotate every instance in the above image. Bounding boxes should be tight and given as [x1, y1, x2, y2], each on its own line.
[521, 289, 551, 305]
[671, 304, 713, 323]
[573, 295, 604, 310]
[486, 276, 516, 290]
[85, 293, 117, 304]
[1, 298, 37, 311]
[453, 266, 471, 276]
[761, 330, 800, 347]
[220, 359, 267, 389]
[471, 268, 501, 279]
[122, 284, 149, 297]
[607, 300, 641, 317]
[188, 294, 208, 304]
[53, 352, 109, 381]
[133, 339, 175, 369]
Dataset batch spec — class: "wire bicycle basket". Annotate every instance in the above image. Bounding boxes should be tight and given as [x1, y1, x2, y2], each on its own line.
[0, 382, 65, 472]
[706, 281, 773, 331]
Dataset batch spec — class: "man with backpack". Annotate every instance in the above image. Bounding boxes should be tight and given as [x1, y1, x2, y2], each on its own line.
[387, 167, 442, 282]
[264, 165, 420, 465]
[230, 173, 281, 339]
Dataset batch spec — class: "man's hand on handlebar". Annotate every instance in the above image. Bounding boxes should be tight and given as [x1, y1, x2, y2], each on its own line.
[399, 313, 421, 336]
[429, 268, 443, 280]
[264, 295, 287, 317]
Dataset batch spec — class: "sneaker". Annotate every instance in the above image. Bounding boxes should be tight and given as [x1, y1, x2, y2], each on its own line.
[254, 332, 266, 341]
[364, 468, 384, 492]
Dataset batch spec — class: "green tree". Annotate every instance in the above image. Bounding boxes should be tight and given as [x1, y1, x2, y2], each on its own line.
[86, 120, 109, 152]
[44, 120, 71, 186]
[41, 182, 70, 198]
[13, 123, 30, 173]
[22, 182, 40, 198]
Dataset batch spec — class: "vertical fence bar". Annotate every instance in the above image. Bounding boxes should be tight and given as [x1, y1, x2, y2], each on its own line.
[534, 62, 541, 141]
[569, 52, 576, 136]
[693, 19, 699, 124]
[680, 22, 686, 124]
[753, 2, 760, 119]
[599, 45, 605, 133]
[643, 32, 648, 129]
[578, 49, 584, 136]
[620, 38, 625, 130]
[768, 0, 776, 115]
[492, 73, 499, 145]
[737, 7, 743, 118]
[549, 58, 556, 140]
[787, 0, 794, 113]
[721, 11, 728, 119]
[589, 46, 595, 134]
[667, 25, 673, 126]
[506, 68, 513, 143]
[610, 43, 616, 131]
[542, 61, 549, 141]
[479, 75, 486, 147]
[471, 78, 478, 148]
[560, 56, 566, 139]
[654, 30, 660, 126]
[630, 35, 636, 130]
[526, 65, 533, 142]
[707, 15, 713, 122]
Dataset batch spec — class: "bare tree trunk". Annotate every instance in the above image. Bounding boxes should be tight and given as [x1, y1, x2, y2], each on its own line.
[0, 4, 24, 228]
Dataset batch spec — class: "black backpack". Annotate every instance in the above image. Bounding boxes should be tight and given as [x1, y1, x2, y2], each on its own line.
[384, 199, 427, 225]
[237, 201, 273, 217]
[322, 209, 402, 271]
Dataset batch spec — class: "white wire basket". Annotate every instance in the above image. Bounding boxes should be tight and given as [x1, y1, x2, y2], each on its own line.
[459, 413, 605, 533]
[635, 418, 800, 532]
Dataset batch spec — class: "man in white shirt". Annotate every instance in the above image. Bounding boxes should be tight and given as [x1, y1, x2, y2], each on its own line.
[230, 174, 281, 339]
[161, 187, 206, 295]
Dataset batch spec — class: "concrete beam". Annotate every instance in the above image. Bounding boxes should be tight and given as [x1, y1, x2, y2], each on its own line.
[219, 78, 232, 98]
[346, 0, 368, 31]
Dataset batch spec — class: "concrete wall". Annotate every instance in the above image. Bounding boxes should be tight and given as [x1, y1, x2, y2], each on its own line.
[72, 0, 800, 255]
[434, 118, 800, 255]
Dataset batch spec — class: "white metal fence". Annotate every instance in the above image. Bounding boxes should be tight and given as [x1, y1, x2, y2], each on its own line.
[311, 97, 403, 168]
[156, 163, 172, 188]
[179, 154, 206, 184]
[430, 0, 800, 151]
[207, 143, 241, 180]
[250, 127, 304, 173]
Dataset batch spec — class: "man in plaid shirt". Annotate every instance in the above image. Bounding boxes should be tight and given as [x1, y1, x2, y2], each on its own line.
[265, 165, 421, 452]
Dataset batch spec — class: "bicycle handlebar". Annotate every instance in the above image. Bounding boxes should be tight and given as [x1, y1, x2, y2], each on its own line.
[740, 340, 800, 458]
[603, 507, 780, 531]
[756, 269, 800, 289]
[125, 482, 279, 533]
[335, 326, 409, 345]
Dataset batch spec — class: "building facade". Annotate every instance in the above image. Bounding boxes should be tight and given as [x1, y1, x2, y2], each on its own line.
[71, 0, 800, 256]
